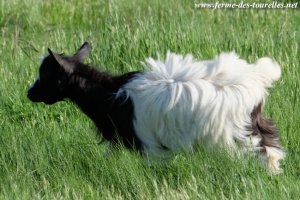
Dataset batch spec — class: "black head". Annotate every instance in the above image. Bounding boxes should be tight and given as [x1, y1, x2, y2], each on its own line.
[27, 42, 91, 104]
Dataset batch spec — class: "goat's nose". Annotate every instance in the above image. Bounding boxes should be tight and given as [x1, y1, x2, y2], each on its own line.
[27, 92, 42, 102]
[27, 89, 34, 100]
[27, 86, 40, 102]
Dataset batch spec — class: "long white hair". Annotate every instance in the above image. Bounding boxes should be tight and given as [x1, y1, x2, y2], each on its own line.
[121, 51, 284, 172]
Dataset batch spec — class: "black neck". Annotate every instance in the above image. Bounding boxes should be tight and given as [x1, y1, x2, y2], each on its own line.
[65, 65, 111, 117]
[64, 63, 142, 150]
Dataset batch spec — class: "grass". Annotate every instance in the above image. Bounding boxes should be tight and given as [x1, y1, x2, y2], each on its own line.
[0, 0, 299, 199]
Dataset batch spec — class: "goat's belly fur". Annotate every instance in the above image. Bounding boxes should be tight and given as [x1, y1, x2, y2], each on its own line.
[120, 52, 284, 171]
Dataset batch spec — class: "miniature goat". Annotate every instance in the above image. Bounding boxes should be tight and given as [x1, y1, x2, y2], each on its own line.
[28, 42, 285, 173]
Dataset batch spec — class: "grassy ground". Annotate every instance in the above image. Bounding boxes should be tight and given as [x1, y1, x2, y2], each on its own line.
[0, 0, 299, 199]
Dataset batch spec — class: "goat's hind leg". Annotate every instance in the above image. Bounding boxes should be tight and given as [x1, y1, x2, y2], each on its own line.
[250, 103, 285, 174]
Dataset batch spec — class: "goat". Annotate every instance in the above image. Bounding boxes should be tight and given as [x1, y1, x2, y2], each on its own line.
[27, 42, 285, 173]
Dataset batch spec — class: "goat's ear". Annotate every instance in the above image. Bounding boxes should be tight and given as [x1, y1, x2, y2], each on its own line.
[48, 48, 73, 73]
[74, 42, 90, 62]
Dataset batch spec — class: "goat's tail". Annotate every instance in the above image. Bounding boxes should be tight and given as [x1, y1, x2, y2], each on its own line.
[255, 57, 281, 88]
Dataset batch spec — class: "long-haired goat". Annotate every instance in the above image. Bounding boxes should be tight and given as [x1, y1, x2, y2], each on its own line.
[27, 42, 285, 173]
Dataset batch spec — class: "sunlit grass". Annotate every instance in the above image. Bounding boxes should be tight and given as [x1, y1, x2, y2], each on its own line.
[0, 0, 299, 199]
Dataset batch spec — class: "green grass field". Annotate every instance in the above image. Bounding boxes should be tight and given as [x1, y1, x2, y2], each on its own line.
[0, 0, 299, 199]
